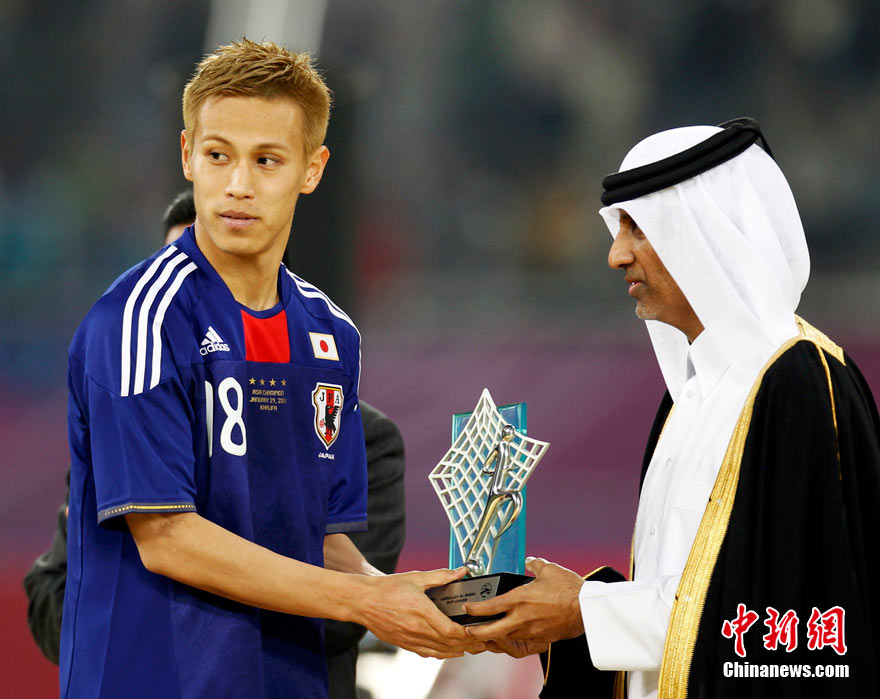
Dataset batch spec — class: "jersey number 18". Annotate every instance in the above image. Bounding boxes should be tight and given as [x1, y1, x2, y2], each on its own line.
[205, 378, 247, 457]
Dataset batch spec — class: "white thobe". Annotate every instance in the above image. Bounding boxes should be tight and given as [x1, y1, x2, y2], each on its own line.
[578, 325, 755, 699]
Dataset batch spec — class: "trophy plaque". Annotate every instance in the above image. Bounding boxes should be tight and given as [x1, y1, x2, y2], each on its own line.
[426, 389, 549, 624]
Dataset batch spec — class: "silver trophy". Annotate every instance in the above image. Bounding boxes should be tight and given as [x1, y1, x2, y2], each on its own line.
[426, 389, 549, 624]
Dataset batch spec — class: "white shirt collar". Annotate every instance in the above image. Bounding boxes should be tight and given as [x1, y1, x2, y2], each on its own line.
[686, 323, 732, 399]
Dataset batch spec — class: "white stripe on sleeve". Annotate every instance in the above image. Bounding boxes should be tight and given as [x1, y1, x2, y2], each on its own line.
[149, 261, 198, 390]
[120, 246, 178, 397]
[133, 252, 188, 395]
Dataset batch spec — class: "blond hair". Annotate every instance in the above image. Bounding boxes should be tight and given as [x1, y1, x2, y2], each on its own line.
[182, 38, 331, 154]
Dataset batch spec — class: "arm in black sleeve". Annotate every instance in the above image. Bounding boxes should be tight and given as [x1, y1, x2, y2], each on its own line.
[23, 502, 68, 664]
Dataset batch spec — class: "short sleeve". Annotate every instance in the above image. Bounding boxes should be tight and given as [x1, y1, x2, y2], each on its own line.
[75, 354, 197, 527]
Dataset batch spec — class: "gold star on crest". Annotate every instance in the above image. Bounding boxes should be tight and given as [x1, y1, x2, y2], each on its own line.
[281, 379, 287, 386]
[269, 379, 276, 386]
[249, 378, 256, 385]
[260, 379, 265, 386]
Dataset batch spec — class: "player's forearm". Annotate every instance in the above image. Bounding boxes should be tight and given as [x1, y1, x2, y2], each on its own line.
[323, 533, 383, 576]
[127, 512, 369, 622]
[126, 512, 477, 658]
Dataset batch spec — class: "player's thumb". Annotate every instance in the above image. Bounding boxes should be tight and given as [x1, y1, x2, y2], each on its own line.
[418, 566, 468, 589]
[525, 556, 549, 576]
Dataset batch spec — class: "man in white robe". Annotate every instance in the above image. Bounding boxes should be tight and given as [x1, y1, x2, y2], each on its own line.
[465, 120, 880, 699]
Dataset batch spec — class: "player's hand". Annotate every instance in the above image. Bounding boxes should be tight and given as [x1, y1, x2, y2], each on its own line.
[355, 567, 485, 658]
[463, 557, 584, 645]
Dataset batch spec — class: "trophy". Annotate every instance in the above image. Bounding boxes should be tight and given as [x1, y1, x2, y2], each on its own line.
[426, 389, 549, 624]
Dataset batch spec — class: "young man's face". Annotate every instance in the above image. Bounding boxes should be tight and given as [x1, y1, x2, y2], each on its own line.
[181, 95, 329, 264]
[608, 210, 703, 342]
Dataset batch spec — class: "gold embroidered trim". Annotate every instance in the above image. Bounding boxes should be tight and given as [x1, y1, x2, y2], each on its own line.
[796, 317, 843, 476]
[817, 349, 839, 443]
[814, 343, 842, 479]
[795, 315, 845, 366]
[543, 643, 551, 686]
[628, 531, 635, 583]
[99, 502, 196, 519]
[658, 319, 844, 697]
[613, 670, 626, 699]
[657, 335, 801, 697]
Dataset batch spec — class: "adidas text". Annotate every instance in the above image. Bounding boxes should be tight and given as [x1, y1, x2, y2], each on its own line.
[200, 342, 230, 355]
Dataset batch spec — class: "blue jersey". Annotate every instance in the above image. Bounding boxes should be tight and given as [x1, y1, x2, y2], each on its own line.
[61, 226, 367, 698]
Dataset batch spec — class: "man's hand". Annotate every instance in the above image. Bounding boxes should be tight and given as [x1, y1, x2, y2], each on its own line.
[463, 557, 584, 646]
[355, 567, 484, 658]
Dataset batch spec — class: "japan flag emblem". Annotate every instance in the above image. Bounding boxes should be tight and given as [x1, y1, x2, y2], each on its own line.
[309, 332, 339, 361]
[312, 383, 344, 448]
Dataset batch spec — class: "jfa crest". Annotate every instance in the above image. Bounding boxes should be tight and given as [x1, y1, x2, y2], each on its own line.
[312, 383, 344, 448]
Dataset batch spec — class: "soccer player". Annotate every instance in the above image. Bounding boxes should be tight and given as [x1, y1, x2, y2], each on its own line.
[27, 190, 407, 699]
[61, 40, 470, 698]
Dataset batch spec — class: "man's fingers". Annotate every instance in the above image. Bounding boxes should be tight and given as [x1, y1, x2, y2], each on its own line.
[465, 615, 521, 641]
[408, 615, 480, 654]
[463, 582, 529, 618]
[416, 594, 474, 643]
[484, 640, 511, 654]
[427, 614, 473, 643]
[462, 594, 509, 618]
[525, 556, 548, 576]
[415, 566, 468, 589]
[414, 608, 471, 644]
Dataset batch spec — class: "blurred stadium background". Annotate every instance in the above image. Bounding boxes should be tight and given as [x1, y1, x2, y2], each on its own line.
[2, 0, 879, 696]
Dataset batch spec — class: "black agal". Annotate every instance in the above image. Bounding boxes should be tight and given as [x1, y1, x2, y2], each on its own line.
[600, 117, 774, 206]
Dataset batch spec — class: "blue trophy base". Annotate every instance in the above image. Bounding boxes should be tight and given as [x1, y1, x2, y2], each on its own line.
[425, 572, 533, 625]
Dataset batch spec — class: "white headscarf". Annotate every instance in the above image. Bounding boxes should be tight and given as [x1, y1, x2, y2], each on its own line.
[599, 126, 810, 398]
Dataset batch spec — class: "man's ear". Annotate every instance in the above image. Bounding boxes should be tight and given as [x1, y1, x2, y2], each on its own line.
[300, 145, 330, 194]
[181, 130, 194, 182]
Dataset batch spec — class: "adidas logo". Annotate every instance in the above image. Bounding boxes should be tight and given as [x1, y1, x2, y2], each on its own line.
[200, 326, 230, 355]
